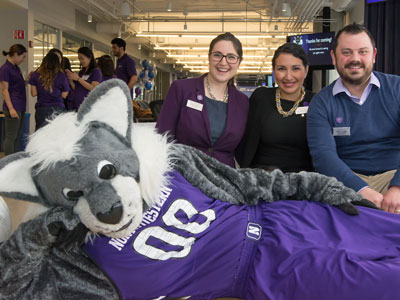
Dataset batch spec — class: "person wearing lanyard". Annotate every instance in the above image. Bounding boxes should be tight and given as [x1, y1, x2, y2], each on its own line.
[156, 32, 249, 168]
[239, 43, 314, 172]
[0, 44, 28, 156]
[65, 47, 102, 111]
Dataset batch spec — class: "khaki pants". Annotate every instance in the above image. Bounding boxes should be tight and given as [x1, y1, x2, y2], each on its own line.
[354, 169, 396, 194]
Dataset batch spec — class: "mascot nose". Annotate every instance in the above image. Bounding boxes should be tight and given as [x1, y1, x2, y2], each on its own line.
[96, 203, 123, 224]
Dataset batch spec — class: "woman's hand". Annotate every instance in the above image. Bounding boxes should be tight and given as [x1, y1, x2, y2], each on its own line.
[9, 108, 19, 119]
[65, 69, 80, 81]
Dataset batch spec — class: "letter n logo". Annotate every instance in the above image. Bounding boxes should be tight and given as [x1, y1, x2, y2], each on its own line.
[246, 222, 262, 241]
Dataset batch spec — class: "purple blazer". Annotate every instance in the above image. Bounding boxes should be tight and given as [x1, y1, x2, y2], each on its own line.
[156, 74, 249, 167]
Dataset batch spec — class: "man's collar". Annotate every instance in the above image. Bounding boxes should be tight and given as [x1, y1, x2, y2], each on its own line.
[332, 72, 380, 96]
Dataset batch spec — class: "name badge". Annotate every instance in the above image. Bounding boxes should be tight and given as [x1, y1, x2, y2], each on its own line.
[295, 106, 308, 115]
[81, 75, 89, 81]
[186, 99, 203, 111]
[333, 127, 350, 136]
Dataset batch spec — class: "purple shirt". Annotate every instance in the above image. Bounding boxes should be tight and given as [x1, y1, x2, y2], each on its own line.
[0, 60, 26, 111]
[85, 170, 400, 300]
[101, 74, 116, 82]
[71, 68, 102, 110]
[332, 72, 381, 105]
[29, 71, 69, 108]
[115, 54, 136, 97]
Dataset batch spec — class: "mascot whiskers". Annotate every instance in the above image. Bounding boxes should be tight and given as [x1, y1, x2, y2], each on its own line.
[0, 79, 399, 300]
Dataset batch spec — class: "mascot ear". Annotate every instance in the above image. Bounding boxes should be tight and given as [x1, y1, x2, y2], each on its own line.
[76, 79, 133, 144]
[0, 152, 40, 203]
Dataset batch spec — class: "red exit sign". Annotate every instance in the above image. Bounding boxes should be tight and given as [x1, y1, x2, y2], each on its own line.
[14, 30, 24, 39]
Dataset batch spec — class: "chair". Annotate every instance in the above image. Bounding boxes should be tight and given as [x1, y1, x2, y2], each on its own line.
[149, 100, 164, 122]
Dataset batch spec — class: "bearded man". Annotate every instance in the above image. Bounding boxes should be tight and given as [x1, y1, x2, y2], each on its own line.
[307, 23, 400, 215]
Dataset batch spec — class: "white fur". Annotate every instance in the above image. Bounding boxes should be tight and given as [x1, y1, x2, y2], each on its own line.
[26, 113, 85, 172]
[0, 196, 11, 242]
[74, 175, 143, 238]
[79, 87, 129, 137]
[131, 125, 174, 208]
[0, 157, 38, 196]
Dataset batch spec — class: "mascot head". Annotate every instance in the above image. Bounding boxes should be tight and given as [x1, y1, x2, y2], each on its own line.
[0, 80, 173, 238]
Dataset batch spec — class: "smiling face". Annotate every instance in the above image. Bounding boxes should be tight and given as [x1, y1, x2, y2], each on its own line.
[208, 40, 241, 85]
[331, 31, 377, 87]
[273, 53, 308, 100]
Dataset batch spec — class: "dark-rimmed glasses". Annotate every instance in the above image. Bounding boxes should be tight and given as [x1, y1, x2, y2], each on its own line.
[209, 51, 240, 64]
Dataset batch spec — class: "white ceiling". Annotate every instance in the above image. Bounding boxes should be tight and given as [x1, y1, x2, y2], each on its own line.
[67, 0, 355, 74]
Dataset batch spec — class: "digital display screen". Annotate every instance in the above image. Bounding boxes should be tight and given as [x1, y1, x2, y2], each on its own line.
[288, 32, 335, 68]
[366, 0, 387, 3]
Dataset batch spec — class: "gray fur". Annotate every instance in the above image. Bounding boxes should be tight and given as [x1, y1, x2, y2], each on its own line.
[0, 79, 364, 299]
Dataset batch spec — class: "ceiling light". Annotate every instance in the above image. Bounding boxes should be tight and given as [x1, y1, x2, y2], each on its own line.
[88, 14, 92, 23]
[167, 2, 172, 11]
[281, 2, 291, 17]
[155, 46, 191, 50]
[184, 23, 188, 32]
[138, 44, 141, 50]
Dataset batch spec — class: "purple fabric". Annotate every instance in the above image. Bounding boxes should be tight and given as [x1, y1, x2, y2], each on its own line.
[70, 68, 102, 110]
[101, 74, 116, 82]
[0, 60, 26, 111]
[115, 54, 136, 97]
[156, 75, 249, 167]
[85, 170, 400, 300]
[29, 71, 69, 108]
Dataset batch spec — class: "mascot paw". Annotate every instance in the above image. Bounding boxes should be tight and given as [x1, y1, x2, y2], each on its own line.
[46, 207, 89, 251]
[335, 199, 380, 215]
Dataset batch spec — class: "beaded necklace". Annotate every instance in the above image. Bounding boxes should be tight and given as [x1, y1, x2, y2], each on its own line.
[275, 87, 306, 117]
[205, 76, 229, 102]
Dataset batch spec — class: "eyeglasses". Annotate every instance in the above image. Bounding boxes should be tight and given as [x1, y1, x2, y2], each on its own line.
[209, 51, 240, 64]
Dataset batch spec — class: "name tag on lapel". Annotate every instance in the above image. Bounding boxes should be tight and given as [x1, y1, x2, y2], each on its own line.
[186, 99, 203, 111]
[333, 127, 350, 136]
[295, 106, 308, 115]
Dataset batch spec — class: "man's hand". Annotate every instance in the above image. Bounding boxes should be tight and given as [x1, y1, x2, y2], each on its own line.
[359, 187, 383, 208]
[382, 186, 400, 214]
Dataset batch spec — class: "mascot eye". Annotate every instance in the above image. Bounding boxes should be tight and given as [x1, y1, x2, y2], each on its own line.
[62, 188, 84, 201]
[97, 160, 117, 180]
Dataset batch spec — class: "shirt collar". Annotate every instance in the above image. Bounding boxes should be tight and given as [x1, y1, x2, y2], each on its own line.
[332, 72, 380, 96]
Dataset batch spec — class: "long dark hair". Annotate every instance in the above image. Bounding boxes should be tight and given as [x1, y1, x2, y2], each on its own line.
[77, 47, 97, 75]
[97, 55, 114, 77]
[37, 52, 61, 93]
[208, 32, 243, 86]
[272, 42, 309, 69]
[2, 44, 27, 57]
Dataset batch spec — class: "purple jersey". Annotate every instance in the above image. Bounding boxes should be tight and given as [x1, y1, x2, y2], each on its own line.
[85, 171, 400, 300]
[29, 71, 69, 108]
[0, 60, 26, 111]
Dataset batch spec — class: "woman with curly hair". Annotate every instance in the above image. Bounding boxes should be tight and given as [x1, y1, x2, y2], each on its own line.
[29, 52, 70, 130]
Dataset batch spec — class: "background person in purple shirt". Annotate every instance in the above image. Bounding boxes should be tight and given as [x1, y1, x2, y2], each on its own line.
[111, 38, 137, 98]
[0, 44, 28, 156]
[29, 52, 69, 130]
[65, 47, 101, 111]
[97, 55, 116, 82]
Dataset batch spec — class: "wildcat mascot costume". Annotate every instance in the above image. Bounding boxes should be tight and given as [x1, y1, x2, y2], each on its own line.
[0, 80, 399, 300]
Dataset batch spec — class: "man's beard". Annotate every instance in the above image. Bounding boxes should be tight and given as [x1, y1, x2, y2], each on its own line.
[337, 61, 372, 85]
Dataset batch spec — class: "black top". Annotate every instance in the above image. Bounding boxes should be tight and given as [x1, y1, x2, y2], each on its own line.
[238, 87, 314, 173]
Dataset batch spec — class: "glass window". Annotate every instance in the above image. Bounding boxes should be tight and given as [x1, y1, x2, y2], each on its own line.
[62, 33, 92, 72]
[33, 21, 59, 69]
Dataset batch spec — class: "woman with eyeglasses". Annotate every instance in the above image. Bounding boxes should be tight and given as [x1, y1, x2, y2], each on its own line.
[156, 32, 249, 168]
[238, 42, 315, 172]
